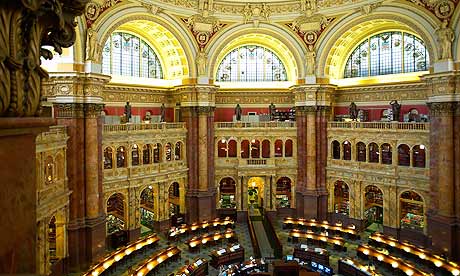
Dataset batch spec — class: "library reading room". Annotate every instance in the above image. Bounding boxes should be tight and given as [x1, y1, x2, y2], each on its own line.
[1, 0, 460, 276]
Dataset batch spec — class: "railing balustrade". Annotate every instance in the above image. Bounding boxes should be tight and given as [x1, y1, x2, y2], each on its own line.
[215, 121, 296, 128]
[328, 121, 429, 131]
[103, 123, 186, 133]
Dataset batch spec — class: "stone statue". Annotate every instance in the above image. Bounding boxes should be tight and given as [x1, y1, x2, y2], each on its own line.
[160, 103, 166, 122]
[196, 50, 207, 76]
[235, 104, 242, 121]
[389, 100, 401, 121]
[436, 20, 454, 60]
[349, 102, 358, 120]
[86, 27, 101, 61]
[124, 102, 132, 121]
[269, 103, 276, 120]
[261, 3, 271, 21]
[305, 49, 316, 75]
[243, 3, 252, 23]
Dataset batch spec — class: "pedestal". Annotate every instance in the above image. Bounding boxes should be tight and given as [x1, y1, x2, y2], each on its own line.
[0, 117, 54, 274]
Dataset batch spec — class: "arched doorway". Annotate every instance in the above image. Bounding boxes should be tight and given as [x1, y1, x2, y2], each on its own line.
[106, 193, 126, 235]
[400, 191, 424, 231]
[168, 182, 183, 226]
[247, 177, 264, 210]
[48, 217, 58, 265]
[219, 177, 236, 209]
[364, 185, 383, 229]
[334, 181, 349, 215]
[140, 186, 155, 232]
[276, 177, 291, 208]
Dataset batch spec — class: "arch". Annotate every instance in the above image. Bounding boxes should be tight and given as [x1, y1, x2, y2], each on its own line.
[106, 193, 126, 235]
[44, 156, 54, 184]
[168, 182, 181, 220]
[164, 142, 172, 161]
[333, 180, 350, 215]
[94, 7, 194, 78]
[364, 185, 384, 227]
[275, 139, 283, 157]
[174, 141, 183, 160]
[228, 139, 237, 157]
[368, 142, 379, 163]
[342, 141, 351, 160]
[140, 186, 155, 230]
[248, 177, 265, 208]
[399, 190, 425, 231]
[217, 138, 227, 158]
[142, 144, 151, 164]
[131, 144, 140, 166]
[241, 140, 250, 158]
[381, 143, 392, 165]
[48, 216, 57, 264]
[207, 24, 305, 82]
[332, 140, 340, 160]
[218, 177, 236, 209]
[251, 139, 260, 158]
[412, 144, 426, 168]
[398, 144, 411, 166]
[116, 146, 126, 168]
[356, 142, 366, 162]
[262, 140, 270, 158]
[153, 143, 162, 163]
[285, 139, 293, 157]
[104, 146, 113, 169]
[317, 9, 438, 81]
[276, 177, 292, 208]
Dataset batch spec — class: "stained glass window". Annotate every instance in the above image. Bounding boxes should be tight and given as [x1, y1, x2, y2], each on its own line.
[216, 45, 288, 82]
[102, 32, 163, 79]
[344, 32, 428, 78]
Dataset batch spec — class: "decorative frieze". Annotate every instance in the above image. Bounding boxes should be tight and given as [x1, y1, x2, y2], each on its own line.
[428, 101, 458, 116]
[53, 103, 104, 118]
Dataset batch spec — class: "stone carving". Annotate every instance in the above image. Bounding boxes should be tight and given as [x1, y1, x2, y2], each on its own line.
[305, 49, 316, 75]
[184, 14, 224, 50]
[142, 3, 162, 15]
[196, 50, 207, 76]
[436, 20, 454, 60]
[86, 28, 102, 62]
[0, 0, 88, 117]
[242, 3, 271, 24]
[360, 2, 382, 14]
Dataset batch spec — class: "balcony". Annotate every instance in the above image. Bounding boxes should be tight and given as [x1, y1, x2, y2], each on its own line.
[328, 121, 429, 132]
[215, 121, 296, 129]
[104, 122, 186, 133]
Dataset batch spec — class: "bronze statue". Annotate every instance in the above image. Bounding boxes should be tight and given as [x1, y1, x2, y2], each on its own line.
[390, 100, 401, 121]
[124, 102, 132, 121]
[235, 104, 242, 121]
[160, 103, 166, 122]
[269, 103, 276, 120]
[349, 102, 358, 120]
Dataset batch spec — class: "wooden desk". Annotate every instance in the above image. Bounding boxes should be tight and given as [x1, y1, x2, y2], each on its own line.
[369, 232, 460, 276]
[83, 234, 160, 276]
[222, 259, 268, 276]
[284, 217, 359, 239]
[338, 258, 382, 276]
[132, 246, 181, 276]
[293, 244, 330, 266]
[186, 229, 236, 251]
[289, 229, 346, 251]
[168, 217, 234, 240]
[357, 244, 430, 276]
[174, 258, 208, 276]
[210, 244, 244, 268]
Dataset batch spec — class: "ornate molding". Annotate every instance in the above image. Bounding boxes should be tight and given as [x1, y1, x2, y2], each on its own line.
[0, 0, 88, 117]
[85, 0, 122, 28]
[336, 82, 428, 103]
[428, 101, 458, 116]
[54, 103, 104, 118]
[286, 16, 335, 50]
[181, 16, 227, 51]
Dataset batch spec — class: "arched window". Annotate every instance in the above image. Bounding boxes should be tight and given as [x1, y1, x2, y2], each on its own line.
[131, 144, 139, 166]
[412, 145, 426, 168]
[285, 139, 293, 157]
[218, 139, 227, 158]
[274, 139, 283, 157]
[381, 143, 392, 165]
[116, 146, 126, 168]
[219, 177, 236, 209]
[344, 31, 429, 78]
[106, 193, 125, 235]
[251, 139, 260, 158]
[216, 45, 288, 82]
[276, 177, 292, 208]
[45, 156, 54, 184]
[334, 181, 349, 215]
[332, 141, 340, 160]
[343, 141, 351, 160]
[175, 142, 182, 160]
[356, 142, 366, 162]
[140, 187, 154, 229]
[228, 140, 237, 157]
[102, 32, 163, 78]
[104, 147, 113, 169]
[398, 144, 410, 166]
[143, 145, 151, 164]
[48, 217, 57, 264]
[262, 140, 270, 158]
[165, 143, 172, 161]
[400, 191, 424, 231]
[368, 143, 379, 163]
[241, 140, 250, 158]
[153, 143, 161, 163]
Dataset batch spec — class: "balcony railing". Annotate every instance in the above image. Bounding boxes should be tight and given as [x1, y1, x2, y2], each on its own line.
[104, 123, 186, 133]
[328, 122, 429, 131]
[215, 121, 296, 128]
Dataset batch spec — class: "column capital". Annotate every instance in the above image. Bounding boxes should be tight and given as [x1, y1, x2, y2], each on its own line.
[428, 101, 459, 117]
[422, 71, 460, 102]
[290, 84, 336, 108]
[53, 103, 104, 119]
[173, 84, 218, 108]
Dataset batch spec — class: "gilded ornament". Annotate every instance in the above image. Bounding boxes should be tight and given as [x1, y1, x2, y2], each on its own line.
[434, 0, 454, 19]
[85, 2, 100, 20]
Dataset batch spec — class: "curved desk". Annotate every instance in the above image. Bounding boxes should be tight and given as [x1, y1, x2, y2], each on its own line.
[186, 229, 236, 251]
[168, 217, 234, 240]
[284, 217, 359, 239]
[289, 229, 346, 251]
[132, 246, 181, 276]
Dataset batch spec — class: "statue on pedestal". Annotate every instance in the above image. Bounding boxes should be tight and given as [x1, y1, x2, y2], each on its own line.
[235, 104, 242, 121]
[124, 102, 132, 122]
[349, 102, 358, 120]
[389, 100, 401, 121]
[436, 20, 454, 60]
[160, 103, 166, 122]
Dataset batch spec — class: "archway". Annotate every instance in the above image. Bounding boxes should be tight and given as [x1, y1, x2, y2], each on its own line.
[140, 186, 155, 231]
[276, 177, 292, 209]
[400, 191, 424, 231]
[48, 217, 58, 265]
[364, 185, 383, 230]
[218, 177, 236, 209]
[247, 177, 265, 210]
[334, 181, 350, 216]
[106, 193, 125, 235]
[168, 182, 183, 226]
